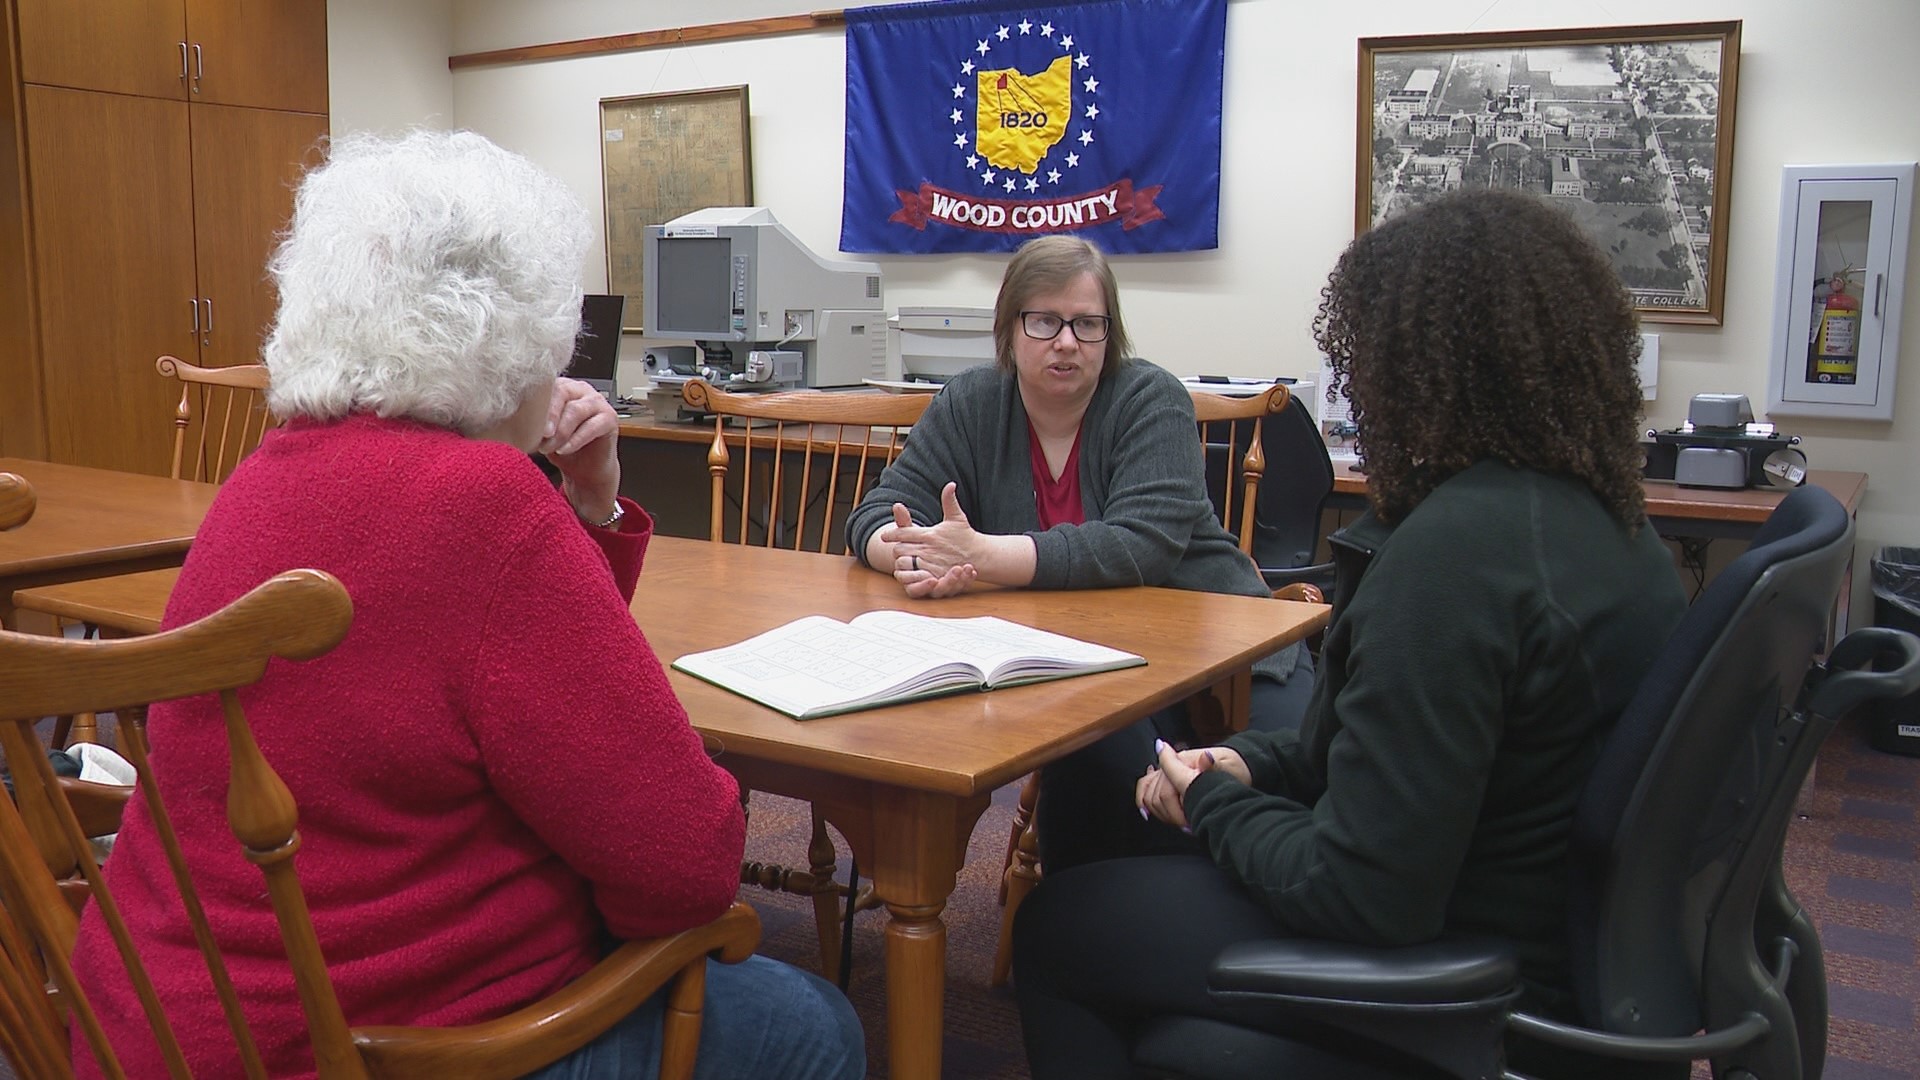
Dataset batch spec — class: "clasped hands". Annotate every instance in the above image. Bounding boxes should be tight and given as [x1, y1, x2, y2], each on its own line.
[880, 481, 983, 598]
[1136, 739, 1251, 829]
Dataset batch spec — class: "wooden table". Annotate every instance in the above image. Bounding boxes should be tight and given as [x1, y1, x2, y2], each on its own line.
[14, 531, 1328, 1079]
[635, 538, 1326, 1079]
[0, 458, 218, 629]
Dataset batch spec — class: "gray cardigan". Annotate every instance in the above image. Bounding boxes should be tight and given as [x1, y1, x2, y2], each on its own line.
[846, 359, 1300, 681]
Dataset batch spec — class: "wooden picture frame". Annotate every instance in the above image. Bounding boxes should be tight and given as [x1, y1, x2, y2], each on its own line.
[1357, 21, 1741, 325]
[599, 86, 754, 332]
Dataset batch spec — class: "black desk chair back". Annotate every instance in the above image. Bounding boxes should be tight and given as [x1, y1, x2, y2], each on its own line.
[1133, 483, 1920, 1080]
[1200, 394, 1336, 595]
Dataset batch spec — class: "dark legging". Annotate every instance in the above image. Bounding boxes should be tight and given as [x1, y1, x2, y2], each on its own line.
[1014, 858, 1689, 1080]
[1035, 667, 1313, 873]
[1013, 854, 1425, 1079]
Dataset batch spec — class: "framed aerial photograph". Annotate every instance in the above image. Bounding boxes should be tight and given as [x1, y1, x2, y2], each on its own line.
[1357, 22, 1741, 325]
[599, 86, 754, 331]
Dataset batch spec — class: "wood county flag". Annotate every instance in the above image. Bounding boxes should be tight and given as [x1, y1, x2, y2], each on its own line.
[841, 0, 1227, 254]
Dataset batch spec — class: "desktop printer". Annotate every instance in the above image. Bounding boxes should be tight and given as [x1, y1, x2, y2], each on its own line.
[640, 207, 886, 419]
[1643, 393, 1808, 490]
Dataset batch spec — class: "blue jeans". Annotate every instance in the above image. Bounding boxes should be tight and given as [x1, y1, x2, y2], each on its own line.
[523, 953, 864, 1080]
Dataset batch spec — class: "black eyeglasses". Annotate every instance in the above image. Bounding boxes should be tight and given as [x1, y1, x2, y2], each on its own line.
[1020, 311, 1112, 344]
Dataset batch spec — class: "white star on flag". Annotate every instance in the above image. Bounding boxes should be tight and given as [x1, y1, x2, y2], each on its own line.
[951, 108, 963, 123]
[1078, 129, 1094, 146]
[975, 39, 991, 56]
[983, 169, 997, 184]
[1075, 53, 1090, 69]
[955, 133, 968, 146]
[967, 155, 980, 168]
[962, 60, 975, 74]
[1084, 77, 1099, 93]
[952, 84, 967, 98]
[1026, 178, 1040, 192]
[1004, 178, 1016, 192]
[1018, 19, 1032, 33]
[1060, 35, 1074, 49]
[1040, 22, 1054, 36]
[1047, 169, 1062, 183]
[996, 25, 1010, 40]
[1065, 152, 1080, 167]
[1085, 104, 1100, 120]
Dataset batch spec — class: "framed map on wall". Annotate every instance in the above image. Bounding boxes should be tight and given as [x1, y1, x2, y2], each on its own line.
[599, 86, 754, 332]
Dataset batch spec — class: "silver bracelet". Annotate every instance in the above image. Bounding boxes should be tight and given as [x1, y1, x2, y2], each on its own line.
[585, 502, 625, 529]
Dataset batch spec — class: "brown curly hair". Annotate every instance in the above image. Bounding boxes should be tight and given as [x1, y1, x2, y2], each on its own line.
[1313, 188, 1648, 526]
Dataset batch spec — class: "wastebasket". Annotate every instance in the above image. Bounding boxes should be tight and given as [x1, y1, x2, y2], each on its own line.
[1864, 546, 1920, 755]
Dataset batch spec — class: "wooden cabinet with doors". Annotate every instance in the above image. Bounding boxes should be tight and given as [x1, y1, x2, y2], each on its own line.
[0, 0, 327, 474]
[15, 0, 327, 113]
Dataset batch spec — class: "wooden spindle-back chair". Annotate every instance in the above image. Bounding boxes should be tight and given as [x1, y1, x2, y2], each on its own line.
[0, 569, 759, 1079]
[991, 384, 1327, 985]
[680, 377, 933, 982]
[157, 354, 276, 484]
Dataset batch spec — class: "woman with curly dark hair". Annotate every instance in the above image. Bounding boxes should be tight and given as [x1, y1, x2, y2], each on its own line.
[1013, 189, 1689, 1079]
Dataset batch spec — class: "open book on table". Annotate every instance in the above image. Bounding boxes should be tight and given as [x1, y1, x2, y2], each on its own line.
[671, 610, 1146, 720]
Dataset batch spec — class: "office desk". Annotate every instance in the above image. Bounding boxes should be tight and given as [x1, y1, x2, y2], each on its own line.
[0, 458, 217, 629]
[639, 537, 1325, 1079]
[1329, 463, 1869, 540]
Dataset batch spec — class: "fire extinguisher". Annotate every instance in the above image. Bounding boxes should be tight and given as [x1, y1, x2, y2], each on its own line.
[1809, 270, 1861, 384]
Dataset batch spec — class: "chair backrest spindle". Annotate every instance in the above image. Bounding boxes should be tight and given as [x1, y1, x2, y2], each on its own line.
[1189, 385, 1290, 555]
[157, 355, 276, 483]
[682, 380, 933, 554]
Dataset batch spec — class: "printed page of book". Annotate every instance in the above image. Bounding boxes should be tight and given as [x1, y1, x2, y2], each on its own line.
[672, 615, 984, 719]
[848, 612, 1144, 687]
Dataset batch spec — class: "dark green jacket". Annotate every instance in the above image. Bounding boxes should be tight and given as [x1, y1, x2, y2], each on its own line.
[1185, 460, 1685, 1007]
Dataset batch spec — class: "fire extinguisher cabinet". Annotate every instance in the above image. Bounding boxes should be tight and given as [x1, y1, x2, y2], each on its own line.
[1765, 162, 1915, 422]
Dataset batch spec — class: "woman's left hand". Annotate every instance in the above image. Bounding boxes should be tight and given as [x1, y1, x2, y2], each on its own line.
[541, 378, 622, 523]
[1136, 739, 1222, 828]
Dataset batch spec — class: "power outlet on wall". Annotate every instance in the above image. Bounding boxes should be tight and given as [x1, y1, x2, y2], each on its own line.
[1638, 333, 1659, 401]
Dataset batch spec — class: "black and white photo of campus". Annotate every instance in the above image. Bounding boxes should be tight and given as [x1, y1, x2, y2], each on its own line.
[1359, 23, 1740, 323]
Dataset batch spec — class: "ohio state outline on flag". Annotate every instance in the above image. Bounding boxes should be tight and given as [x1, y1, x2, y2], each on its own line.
[841, 0, 1226, 255]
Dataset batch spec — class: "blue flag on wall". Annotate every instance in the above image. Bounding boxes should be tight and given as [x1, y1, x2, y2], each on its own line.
[841, 0, 1226, 254]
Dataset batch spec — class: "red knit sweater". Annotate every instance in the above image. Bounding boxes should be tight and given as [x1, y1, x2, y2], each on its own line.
[71, 414, 745, 1078]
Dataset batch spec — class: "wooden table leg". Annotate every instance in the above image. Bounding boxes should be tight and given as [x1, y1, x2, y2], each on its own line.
[864, 785, 990, 1080]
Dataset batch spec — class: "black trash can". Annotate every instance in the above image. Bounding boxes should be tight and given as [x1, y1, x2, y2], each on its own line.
[1864, 546, 1920, 755]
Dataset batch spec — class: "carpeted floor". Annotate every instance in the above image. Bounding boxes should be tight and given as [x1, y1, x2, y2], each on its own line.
[745, 711, 1920, 1080]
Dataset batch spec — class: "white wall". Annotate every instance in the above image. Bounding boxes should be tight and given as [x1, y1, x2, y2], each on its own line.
[327, 0, 455, 135]
[333, 0, 1920, 627]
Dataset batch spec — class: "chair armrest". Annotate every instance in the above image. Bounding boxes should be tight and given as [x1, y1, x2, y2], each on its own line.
[1807, 627, 1920, 721]
[1208, 936, 1519, 1009]
[351, 901, 761, 1080]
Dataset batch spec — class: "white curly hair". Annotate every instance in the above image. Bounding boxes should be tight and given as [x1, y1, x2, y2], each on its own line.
[262, 129, 592, 434]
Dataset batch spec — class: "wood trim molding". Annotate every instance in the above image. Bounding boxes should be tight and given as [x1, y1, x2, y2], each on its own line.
[448, 10, 846, 70]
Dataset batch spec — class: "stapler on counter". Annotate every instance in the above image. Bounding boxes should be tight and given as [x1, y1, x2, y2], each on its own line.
[1642, 394, 1808, 490]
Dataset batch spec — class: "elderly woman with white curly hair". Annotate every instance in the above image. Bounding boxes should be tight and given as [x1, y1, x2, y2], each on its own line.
[70, 130, 865, 1080]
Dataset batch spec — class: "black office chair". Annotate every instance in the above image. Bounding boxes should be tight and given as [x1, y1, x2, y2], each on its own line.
[1131, 484, 1920, 1080]
[1200, 394, 1336, 597]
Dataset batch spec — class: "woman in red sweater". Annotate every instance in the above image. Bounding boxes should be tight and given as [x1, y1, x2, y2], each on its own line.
[70, 130, 863, 1080]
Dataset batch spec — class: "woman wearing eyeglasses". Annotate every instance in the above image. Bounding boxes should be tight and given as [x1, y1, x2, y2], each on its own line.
[846, 234, 1309, 873]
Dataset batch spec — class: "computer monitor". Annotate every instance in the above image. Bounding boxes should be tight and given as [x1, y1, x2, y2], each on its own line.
[567, 293, 626, 398]
[641, 208, 885, 388]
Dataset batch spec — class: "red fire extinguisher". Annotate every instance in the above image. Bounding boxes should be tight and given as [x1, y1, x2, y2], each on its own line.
[1809, 270, 1861, 384]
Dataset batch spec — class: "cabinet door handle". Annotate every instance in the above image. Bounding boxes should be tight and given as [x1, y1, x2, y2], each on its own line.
[179, 42, 189, 84]
[201, 298, 213, 336]
[190, 297, 199, 334]
[192, 43, 203, 90]
[1875, 273, 1885, 319]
